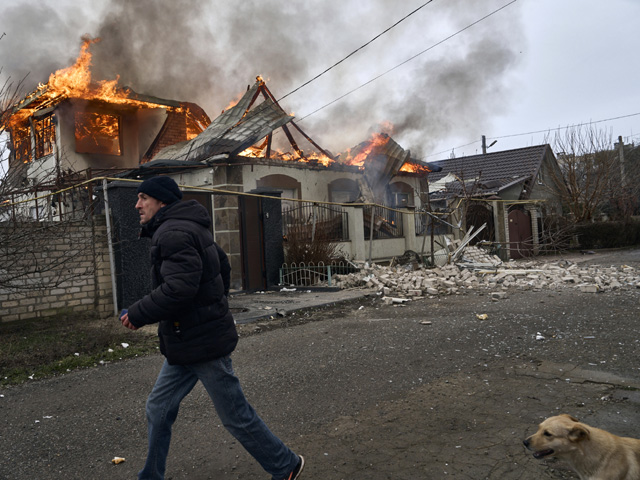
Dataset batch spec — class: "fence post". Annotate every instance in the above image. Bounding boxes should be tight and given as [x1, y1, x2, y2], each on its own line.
[102, 179, 119, 316]
[327, 265, 332, 286]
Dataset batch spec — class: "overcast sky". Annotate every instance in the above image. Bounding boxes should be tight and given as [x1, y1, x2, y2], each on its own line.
[1, 0, 638, 162]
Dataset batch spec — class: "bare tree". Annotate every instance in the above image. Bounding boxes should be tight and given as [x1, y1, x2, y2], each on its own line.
[544, 125, 634, 223]
[0, 63, 100, 300]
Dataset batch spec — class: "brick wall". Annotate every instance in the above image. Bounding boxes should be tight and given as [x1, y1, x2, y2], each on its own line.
[0, 217, 113, 322]
[142, 110, 187, 163]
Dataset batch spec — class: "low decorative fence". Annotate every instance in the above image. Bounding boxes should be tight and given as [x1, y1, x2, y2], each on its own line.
[279, 261, 360, 287]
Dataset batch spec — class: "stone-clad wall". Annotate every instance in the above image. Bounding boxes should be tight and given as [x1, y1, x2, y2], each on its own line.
[0, 218, 113, 322]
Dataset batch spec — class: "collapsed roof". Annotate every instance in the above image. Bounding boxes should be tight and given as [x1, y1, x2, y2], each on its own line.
[151, 79, 295, 163]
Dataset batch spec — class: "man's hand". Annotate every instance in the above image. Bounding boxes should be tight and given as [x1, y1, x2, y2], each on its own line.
[120, 312, 139, 330]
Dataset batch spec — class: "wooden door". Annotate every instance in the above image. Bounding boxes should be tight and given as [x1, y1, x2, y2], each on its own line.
[508, 208, 533, 259]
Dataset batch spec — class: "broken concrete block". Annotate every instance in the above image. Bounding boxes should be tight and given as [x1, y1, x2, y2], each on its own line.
[578, 284, 599, 293]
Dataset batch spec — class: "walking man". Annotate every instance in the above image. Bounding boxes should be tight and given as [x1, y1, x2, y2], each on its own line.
[120, 176, 304, 480]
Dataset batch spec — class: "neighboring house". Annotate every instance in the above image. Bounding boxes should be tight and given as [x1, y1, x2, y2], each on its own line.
[426, 145, 566, 259]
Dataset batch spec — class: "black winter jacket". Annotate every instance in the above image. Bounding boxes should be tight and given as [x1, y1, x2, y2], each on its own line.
[128, 200, 238, 365]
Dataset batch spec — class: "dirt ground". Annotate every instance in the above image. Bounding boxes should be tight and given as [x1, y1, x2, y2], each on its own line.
[1, 249, 639, 479]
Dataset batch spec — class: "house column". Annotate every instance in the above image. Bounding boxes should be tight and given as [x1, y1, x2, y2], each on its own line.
[493, 201, 509, 261]
[402, 206, 416, 253]
[343, 206, 366, 261]
[526, 205, 540, 254]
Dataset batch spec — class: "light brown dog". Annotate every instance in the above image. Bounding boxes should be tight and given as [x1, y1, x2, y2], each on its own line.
[524, 414, 640, 480]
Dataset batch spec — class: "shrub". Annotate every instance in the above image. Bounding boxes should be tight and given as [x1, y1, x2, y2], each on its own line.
[574, 220, 640, 249]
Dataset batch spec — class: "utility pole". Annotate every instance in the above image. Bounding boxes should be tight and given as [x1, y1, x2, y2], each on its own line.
[617, 135, 626, 186]
[481, 135, 497, 154]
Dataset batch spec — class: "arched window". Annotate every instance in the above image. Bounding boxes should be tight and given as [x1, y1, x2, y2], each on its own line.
[388, 181, 413, 207]
[328, 178, 359, 203]
[257, 174, 301, 209]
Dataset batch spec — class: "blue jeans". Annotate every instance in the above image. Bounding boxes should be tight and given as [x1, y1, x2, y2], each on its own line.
[138, 356, 298, 480]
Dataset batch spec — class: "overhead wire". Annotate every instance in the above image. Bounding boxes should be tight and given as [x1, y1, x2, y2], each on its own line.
[422, 111, 640, 160]
[296, 0, 518, 122]
[277, 0, 436, 102]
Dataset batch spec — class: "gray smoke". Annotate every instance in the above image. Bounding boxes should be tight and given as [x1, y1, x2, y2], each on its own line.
[0, 0, 524, 157]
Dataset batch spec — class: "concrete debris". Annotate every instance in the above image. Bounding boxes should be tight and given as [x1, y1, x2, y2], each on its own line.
[335, 248, 640, 300]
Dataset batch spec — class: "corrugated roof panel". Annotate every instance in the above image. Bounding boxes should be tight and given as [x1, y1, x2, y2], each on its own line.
[151, 83, 292, 163]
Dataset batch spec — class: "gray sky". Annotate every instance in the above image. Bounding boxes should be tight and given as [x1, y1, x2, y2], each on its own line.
[1, 0, 638, 161]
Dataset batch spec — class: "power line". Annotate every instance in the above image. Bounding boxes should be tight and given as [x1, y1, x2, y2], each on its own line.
[422, 111, 640, 159]
[296, 0, 518, 122]
[277, 0, 436, 102]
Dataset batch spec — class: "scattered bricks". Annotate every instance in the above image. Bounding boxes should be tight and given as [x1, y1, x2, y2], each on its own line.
[561, 276, 576, 283]
[383, 297, 411, 305]
[426, 287, 439, 296]
[490, 291, 507, 300]
[408, 289, 423, 297]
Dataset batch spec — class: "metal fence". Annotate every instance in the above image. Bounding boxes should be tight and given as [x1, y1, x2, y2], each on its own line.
[279, 261, 360, 287]
[363, 205, 403, 239]
[282, 202, 349, 242]
[414, 211, 449, 236]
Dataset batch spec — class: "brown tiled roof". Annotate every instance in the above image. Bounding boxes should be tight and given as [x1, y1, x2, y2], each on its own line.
[427, 144, 552, 198]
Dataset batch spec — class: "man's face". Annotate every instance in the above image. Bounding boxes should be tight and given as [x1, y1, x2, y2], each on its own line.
[136, 193, 165, 225]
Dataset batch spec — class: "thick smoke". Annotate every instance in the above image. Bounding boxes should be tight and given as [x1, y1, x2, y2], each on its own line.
[0, 0, 523, 157]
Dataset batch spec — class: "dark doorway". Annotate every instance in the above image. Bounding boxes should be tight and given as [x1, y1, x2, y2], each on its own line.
[466, 203, 494, 244]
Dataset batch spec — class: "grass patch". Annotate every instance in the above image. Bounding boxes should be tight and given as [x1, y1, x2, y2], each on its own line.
[0, 311, 158, 386]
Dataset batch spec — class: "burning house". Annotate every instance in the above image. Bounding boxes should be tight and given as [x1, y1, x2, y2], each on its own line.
[4, 37, 209, 218]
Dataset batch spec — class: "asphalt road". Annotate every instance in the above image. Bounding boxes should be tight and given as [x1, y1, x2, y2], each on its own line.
[1, 249, 639, 480]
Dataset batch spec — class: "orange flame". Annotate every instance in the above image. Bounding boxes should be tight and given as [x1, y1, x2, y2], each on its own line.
[344, 132, 390, 167]
[238, 144, 333, 167]
[17, 36, 171, 114]
[399, 162, 432, 174]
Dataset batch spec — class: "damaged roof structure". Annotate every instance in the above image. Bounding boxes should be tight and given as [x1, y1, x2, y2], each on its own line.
[136, 76, 441, 206]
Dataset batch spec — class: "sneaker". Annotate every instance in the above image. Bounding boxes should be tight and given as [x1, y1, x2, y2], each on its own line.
[283, 455, 305, 480]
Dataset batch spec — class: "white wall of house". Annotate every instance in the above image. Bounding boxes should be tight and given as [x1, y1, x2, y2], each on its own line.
[169, 165, 453, 264]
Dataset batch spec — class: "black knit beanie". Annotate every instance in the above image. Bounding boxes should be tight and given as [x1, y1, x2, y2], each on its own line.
[137, 176, 183, 205]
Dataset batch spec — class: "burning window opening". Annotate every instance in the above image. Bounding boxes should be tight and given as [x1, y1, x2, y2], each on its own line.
[75, 112, 121, 156]
[34, 114, 56, 159]
[12, 125, 31, 164]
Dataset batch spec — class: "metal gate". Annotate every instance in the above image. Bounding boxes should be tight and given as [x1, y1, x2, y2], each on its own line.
[239, 196, 267, 290]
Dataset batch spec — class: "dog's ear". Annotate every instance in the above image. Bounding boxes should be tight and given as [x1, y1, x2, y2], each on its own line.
[560, 414, 579, 422]
[568, 424, 590, 443]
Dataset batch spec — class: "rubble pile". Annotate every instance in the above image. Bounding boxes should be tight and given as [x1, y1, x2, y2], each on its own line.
[334, 247, 640, 301]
